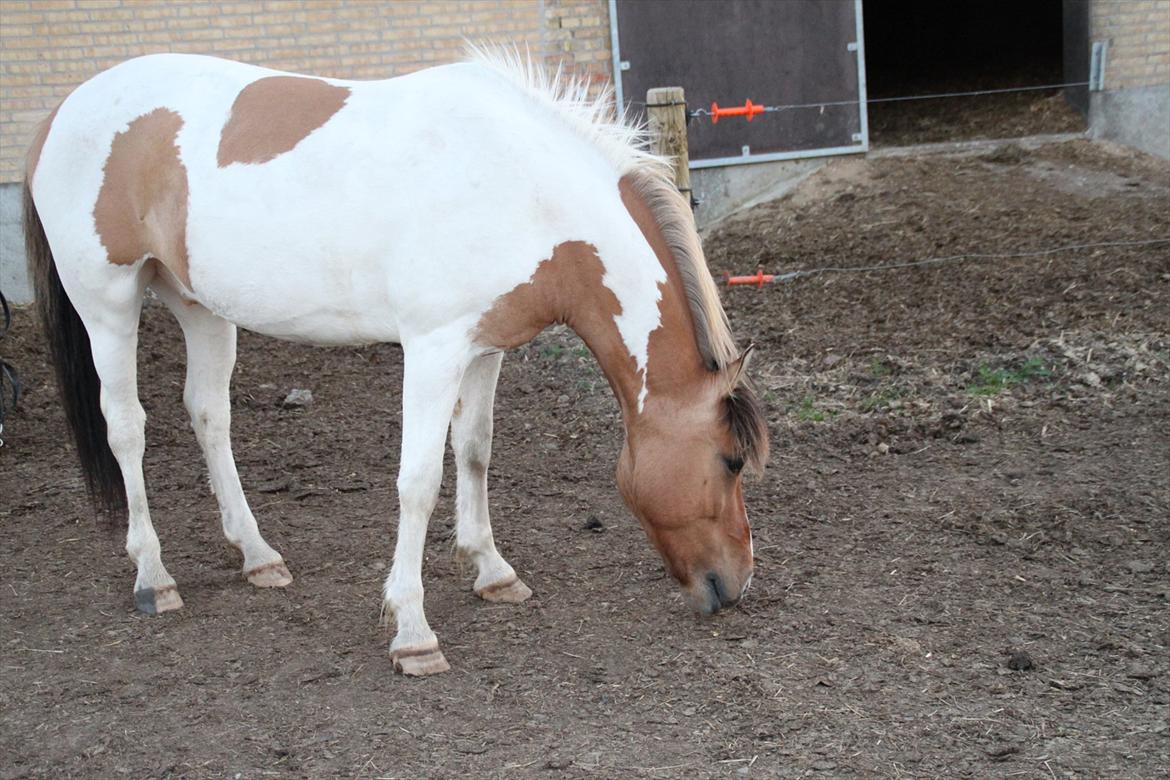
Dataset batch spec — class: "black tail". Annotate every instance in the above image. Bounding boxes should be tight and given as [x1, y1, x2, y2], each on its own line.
[24, 180, 126, 515]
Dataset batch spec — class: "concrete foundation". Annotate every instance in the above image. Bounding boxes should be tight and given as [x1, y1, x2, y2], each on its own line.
[1089, 85, 1170, 160]
[0, 182, 31, 305]
[691, 157, 827, 230]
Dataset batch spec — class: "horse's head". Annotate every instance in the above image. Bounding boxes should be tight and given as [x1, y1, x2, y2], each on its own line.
[617, 349, 768, 615]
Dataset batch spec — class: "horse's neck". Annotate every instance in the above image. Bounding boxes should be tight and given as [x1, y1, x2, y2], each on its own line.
[566, 242, 710, 432]
[474, 179, 711, 430]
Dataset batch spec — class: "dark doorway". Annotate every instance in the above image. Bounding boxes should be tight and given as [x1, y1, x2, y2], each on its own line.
[863, 0, 1087, 145]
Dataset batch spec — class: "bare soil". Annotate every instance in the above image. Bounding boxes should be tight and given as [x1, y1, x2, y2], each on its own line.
[2, 139, 1168, 778]
[867, 88, 1086, 147]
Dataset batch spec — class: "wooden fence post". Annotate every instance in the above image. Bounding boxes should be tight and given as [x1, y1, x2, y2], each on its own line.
[645, 86, 693, 209]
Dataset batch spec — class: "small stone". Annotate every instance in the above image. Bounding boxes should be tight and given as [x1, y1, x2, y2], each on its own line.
[1126, 560, 1154, 574]
[557, 394, 570, 405]
[282, 388, 313, 407]
[1079, 371, 1101, 387]
[583, 516, 605, 533]
[1007, 650, 1035, 671]
[877, 442, 890, 455]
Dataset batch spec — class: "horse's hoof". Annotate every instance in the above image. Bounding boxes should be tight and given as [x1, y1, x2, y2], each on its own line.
[475, 574, 533, 604]
[135, 584, 184, 615]
[245, 560, 293, 588]
[391, 643, 450, 676]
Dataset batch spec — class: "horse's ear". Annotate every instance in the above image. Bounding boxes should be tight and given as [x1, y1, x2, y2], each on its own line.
[725, 343, 755, 392]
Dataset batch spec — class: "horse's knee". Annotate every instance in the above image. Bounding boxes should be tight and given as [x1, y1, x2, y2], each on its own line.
[397, 465, 443, 515]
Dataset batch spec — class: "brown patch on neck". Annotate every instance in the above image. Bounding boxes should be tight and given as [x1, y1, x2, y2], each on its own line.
[217, 76, 350, 167]
[474, 240, 642, 415]
[618, 176, 709, 393]
[26, 104, 61, 183]
[93, 108, 191, 289]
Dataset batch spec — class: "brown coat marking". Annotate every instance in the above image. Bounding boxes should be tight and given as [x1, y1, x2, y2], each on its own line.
[93, 108, 192, 289]
[217, 76, 350, 167]
[25, 104, 61, 183]
[474, 240, 643, 416]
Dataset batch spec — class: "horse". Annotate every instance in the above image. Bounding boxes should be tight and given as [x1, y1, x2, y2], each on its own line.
[23, 49, 768, 675]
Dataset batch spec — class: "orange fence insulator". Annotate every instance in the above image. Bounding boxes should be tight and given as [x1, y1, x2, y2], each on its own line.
[725, 269, 775, 288]
[710, 99, 765, 124]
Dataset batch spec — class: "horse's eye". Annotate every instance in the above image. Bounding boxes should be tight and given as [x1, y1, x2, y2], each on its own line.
[723, 455, 744, 475]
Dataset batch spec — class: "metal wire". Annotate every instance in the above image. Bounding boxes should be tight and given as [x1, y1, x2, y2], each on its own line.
[685, 81, 1091, 118]
[764, 237, 1170, 284]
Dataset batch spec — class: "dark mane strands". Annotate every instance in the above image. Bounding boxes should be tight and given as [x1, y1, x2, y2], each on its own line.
[725, 382, 769, 475]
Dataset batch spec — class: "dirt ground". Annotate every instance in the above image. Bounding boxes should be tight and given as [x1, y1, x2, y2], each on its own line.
[867, 88, 1085, 146]
[2, 139, 1168, 778]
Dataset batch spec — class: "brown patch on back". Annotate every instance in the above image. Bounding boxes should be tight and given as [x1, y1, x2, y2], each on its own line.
[474, 240, 642, 414]
[26, 104, 61, 183]
[93, 108, 192, 289]
[217, 76, 350, 167]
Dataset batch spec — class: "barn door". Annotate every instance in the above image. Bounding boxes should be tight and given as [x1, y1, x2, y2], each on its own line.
[610, 0, 868, 167]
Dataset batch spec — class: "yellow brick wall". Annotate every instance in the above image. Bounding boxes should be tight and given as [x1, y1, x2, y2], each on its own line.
[0, 0, 612, 182]
[1091, 0, 1170, 90]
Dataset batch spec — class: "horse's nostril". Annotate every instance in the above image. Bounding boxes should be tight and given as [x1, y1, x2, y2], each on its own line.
[709, 571, 739, 608]
[705, 572, 723, 614]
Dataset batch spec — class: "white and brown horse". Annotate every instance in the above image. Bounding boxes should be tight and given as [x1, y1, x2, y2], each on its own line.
[24, 51, 767, 675]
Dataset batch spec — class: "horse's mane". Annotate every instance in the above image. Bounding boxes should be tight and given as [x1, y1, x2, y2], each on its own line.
[468, 45, 768, 472]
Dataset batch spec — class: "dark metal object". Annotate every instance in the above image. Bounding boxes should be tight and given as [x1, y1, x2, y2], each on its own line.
[613, 0, 863, 162]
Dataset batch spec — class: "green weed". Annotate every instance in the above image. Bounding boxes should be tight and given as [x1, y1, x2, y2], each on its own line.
[795, 396, 833, 422]
[968, 359, 1050, 396]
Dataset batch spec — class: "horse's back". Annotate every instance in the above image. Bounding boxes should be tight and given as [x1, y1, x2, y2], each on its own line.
[31, 54, 634, 344]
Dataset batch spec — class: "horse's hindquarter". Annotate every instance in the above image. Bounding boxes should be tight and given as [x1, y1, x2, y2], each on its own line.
[33, 54, 634, 347]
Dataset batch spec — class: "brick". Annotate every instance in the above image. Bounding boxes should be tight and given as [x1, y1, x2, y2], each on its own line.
[0, 0, 613, 181]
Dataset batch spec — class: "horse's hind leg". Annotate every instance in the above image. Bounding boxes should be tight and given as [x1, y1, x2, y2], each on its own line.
[451, 353, 532, 603]
[80, 279, 183, 613]
[153, 282, 291, 587]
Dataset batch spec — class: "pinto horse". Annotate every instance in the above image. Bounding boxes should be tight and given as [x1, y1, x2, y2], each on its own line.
[24, 51, 767, 675]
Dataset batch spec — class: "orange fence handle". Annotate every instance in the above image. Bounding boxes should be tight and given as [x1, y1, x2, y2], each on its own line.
[726, 269, 775, 288]
[710, 99, 765, 124]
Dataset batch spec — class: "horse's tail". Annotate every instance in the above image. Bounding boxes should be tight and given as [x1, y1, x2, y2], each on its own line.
[23, 179, 126, 514]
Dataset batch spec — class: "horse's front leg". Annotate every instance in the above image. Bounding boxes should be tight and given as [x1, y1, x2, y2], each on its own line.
[452, 352, 532, 603]
[384, 336, 471, 676]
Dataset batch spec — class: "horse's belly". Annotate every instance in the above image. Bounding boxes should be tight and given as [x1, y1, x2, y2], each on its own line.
[185, 238, 401, 345]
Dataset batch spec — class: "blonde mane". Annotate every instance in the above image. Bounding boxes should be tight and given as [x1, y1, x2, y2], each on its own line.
[467, 45, 738, 372]
[468, 46, 767, 471]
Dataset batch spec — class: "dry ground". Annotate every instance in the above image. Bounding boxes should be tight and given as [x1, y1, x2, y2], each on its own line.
[2, 139, 1168, 778]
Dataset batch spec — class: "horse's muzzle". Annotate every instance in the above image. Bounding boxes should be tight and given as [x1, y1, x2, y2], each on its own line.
[694, 570, 744, 616]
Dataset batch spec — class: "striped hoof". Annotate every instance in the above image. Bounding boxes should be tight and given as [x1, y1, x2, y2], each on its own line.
[135, 584, 184, 615]
[475, 574, 533, 604]
[245, 560, 293, 588]
[391, 642, 450, 676]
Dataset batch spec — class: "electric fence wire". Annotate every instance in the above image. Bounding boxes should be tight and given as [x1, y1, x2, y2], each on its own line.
[685, 80, 1095, 119]
[753, 237, 1170, 285]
